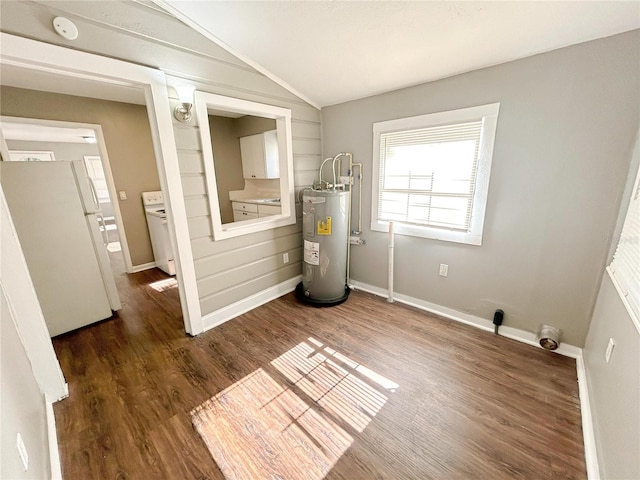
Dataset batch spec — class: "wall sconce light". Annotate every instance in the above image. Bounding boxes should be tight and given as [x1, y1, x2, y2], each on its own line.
[173, 85, 195, 123]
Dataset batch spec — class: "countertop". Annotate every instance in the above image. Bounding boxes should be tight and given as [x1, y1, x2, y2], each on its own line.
[233, 198, 281, 206]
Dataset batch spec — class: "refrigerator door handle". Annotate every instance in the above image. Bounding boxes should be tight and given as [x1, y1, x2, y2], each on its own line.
[87, 177, 101, 213]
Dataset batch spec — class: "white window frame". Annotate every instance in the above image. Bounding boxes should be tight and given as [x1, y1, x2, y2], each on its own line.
[83, 155, 110, 203]
[371, 103, 499, 245]
[607, 157, 640, 331]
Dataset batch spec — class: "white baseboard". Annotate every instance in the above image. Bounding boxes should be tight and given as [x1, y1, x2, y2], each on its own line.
[45, 395, 63, 480]
[201, 275, 302, 332]
[130, 261, 156, 273]
[349, 280, 581, 357]
[576, 356, 601, 480]
[349, 279, 599, 479]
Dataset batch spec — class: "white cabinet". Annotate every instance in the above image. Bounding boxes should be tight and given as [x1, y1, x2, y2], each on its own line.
[232, 201, 259, 222]
[258, 204, 281, 217]
[232, 201, 281, 221]
[240, 130, 279, 179]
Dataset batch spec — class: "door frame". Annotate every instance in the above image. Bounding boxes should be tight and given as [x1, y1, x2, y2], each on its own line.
[0, 117, 136, 273]
[0, 33, 203, 341]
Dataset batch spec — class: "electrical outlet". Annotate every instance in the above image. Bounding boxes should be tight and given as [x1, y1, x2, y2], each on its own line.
[16, 433, 28, 471]
[119, 191, 127, 200]
[439, 264, 448, 277]
[283, 252, 289, 264]
[605, 338, 615, 363]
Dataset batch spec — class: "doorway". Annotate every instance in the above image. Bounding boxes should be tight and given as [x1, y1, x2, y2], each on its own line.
[0, 118, 131, 275]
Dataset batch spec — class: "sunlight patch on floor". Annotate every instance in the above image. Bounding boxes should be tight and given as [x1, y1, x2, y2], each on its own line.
[191, 337, 398, 480]
[149, 277, 178, 292]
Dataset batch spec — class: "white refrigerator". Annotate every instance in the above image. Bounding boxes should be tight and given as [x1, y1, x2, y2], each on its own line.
[1, 160, 121, 336]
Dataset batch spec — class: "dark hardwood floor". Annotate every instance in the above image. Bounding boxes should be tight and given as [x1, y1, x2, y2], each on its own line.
[52, 264, 586, 479]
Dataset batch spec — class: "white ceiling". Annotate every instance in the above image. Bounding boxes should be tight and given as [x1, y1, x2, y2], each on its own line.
[162, 1, 640, 108]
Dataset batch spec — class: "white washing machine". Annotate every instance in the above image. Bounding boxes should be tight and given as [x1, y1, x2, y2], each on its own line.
[142, 191, 176, 276]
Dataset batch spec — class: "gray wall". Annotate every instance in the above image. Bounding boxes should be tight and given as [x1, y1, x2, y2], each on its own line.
[584, 276, 640, 479]
[0, 287, 50, 479]
[322, 30, 640, 347]
[583, 128, 640, 479]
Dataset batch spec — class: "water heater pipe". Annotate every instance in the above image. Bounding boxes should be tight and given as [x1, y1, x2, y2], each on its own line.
[341, 153, 353, 283]
[350, 162, 363, 234]
[388, 221, 395, 303]
[318, 157, 335, 190]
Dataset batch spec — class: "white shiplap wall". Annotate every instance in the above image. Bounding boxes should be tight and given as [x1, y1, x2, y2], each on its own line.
[0, 0, 321, 318]
[169, 85, 320, 314]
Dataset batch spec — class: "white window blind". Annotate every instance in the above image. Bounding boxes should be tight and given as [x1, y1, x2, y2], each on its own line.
[371, 103, 500, 245]
[378, 120, 482, 231]
[609, 164, 640, 324]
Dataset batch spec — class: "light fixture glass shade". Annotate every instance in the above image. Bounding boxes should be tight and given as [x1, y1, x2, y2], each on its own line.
[174, 85, 195, 104]
[173, 85, 195, 123]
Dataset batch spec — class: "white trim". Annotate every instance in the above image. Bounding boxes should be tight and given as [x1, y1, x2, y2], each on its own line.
[349, 279, 581, 357]
[45, 395, 63, 480]
[0, 33, 202, 336]
[201, 275, 301, 332]
[130, 261, 157, 273]
[575, 356, 601, 480]
[371, 103, 500, 246]
[152, 1, 321, 110]
[194, 91, 296, 241]
[606, 266, 640, 334]
[7, 150, 56, 162]
[348, 279, 599, 478]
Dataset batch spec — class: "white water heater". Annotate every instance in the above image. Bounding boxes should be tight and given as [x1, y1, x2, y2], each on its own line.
[296, 189, 350, 306]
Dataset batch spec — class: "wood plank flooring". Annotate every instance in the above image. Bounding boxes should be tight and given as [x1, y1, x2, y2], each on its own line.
[52, 266, 586, 479]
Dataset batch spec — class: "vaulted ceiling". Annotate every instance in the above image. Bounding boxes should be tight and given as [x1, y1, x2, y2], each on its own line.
[1, 1, 639, 110]
[161, 1, 640, 108]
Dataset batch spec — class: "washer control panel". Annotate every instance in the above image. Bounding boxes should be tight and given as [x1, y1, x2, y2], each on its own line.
[142, 191, 164, 206]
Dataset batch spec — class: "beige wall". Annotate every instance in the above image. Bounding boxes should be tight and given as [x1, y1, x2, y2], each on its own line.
[209, 116, 245, 224]
[234, 115, 277, 137]
[1, 87, 160, 266]
[321, 30, 640, 347]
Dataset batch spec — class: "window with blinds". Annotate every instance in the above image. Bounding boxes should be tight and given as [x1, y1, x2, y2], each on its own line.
[83, 155, 110, 203]
[371, 103, 500, 245]
[608, 161, 640, 324]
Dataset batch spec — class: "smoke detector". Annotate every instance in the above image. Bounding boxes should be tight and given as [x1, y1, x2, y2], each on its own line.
[53, 17, 78, 41]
